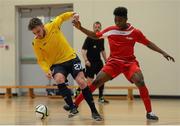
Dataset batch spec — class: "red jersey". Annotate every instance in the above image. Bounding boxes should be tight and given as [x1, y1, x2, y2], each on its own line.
[96, 23, 150, 61]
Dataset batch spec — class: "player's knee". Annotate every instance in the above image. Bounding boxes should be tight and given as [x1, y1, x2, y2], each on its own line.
[134, 78, 145, 87]
[92, 78, 103, 88]
[54, 74, 66, 83]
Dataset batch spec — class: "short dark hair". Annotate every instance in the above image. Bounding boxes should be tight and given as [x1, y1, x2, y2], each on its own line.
[93, 21, 101, 26]
[28, 18, 43, 30]
[113, 7, 128, 19]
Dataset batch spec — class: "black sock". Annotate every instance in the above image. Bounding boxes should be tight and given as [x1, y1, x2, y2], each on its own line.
[57, 83, 75, 110]
[99, 84, 104, 98]
[82, 86, 98, 113]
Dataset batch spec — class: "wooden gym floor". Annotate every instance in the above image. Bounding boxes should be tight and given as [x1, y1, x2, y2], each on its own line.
[0, 96, 179, 125]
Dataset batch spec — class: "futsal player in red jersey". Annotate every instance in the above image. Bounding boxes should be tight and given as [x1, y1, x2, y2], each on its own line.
[71, 6, 175, 120]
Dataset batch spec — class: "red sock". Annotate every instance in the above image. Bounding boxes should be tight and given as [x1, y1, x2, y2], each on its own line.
[74, 84, 97, 106]
[138, 85, 152, 113]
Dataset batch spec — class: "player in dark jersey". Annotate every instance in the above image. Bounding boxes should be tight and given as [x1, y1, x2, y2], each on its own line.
[75, 21, 109, 103]
[71, 7, 175, 120]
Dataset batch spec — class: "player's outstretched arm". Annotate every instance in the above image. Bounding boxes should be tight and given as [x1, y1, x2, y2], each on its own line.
[72, 20, 99, 39]
[146, 41, 175, 62]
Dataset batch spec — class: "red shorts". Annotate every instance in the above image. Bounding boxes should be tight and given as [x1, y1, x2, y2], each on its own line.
[102, 58, 141, 82]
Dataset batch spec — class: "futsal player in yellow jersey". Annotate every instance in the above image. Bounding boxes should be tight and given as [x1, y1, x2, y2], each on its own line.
[28, 11, 102, 121]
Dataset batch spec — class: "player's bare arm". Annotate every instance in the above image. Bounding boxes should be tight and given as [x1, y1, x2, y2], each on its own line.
[72, 20, 99, 39]
[146, 41, 175, 62]
[81, 49, 91, 67]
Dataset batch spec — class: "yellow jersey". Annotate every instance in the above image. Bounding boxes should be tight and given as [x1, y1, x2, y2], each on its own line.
[32, 12, 76, 73]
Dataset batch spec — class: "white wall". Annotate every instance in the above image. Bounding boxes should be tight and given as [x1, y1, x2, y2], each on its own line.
[0, 0, 179, 95]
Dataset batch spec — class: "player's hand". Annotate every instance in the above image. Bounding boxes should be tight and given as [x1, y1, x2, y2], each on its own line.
[162, 52, 175, 62]
[72, 20, 81, 30]
[46, 71, 53, 80]
[85, 60, 91, 67]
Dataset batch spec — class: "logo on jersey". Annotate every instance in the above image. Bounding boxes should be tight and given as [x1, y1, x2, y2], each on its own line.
[126, 37, 133, 40]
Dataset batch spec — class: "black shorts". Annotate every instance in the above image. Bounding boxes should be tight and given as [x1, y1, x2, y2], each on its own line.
[85, 61, 103, 78]
[50, 56, 83, 79]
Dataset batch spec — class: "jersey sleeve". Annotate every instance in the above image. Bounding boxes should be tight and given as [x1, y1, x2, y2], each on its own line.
[96, 27, 110, 39]
[32, 42, 50, 73]
[52, 11, 74, 28]
[135, 29, 150, 45]
[82, 37, 90, 50]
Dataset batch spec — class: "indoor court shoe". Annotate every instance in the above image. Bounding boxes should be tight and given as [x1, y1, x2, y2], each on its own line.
[92, 112, 103, 121]
[98, 97, 109, 104]
[68, 107, 79, 118]
[63, 104, 78, 112]
[146, 112, 159, 120]
[63, 104, 71, 111]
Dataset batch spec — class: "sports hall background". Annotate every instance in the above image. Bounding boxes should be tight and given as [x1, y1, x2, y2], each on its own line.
[0, 0, 179, 96]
